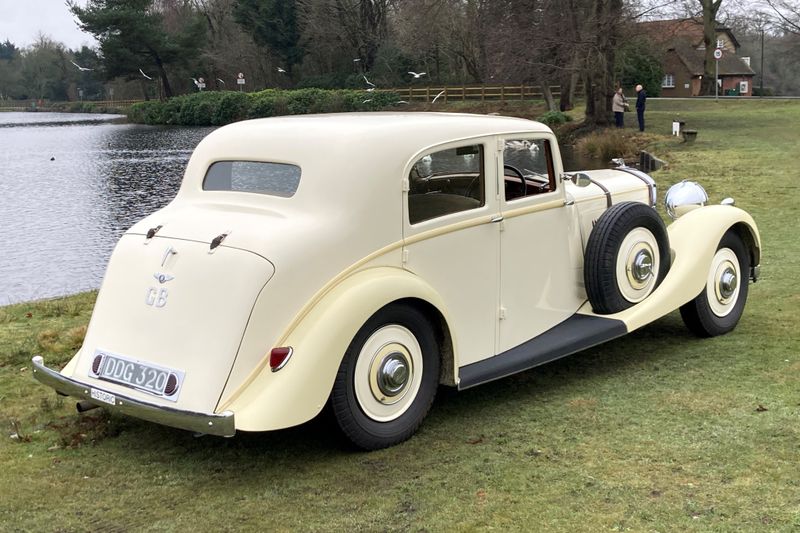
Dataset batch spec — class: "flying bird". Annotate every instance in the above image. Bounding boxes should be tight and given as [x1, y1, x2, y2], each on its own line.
[432, 90, 445, 103]
[408, 71, 427, 79]
[362, 99, 373, 104]
[139, 68, 152, 80]
[70, 60, 93, 72]
[217, 78, 225, 85]
[191, 77, 200, 88]
[363, 75, 375, 88]
[277, 67, 286, 73]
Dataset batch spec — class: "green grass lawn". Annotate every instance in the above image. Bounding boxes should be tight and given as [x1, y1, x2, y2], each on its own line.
[2, 99, 798, 531]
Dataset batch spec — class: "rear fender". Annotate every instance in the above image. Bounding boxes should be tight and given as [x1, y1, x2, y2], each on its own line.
[583, 205, 760, 331]
[220, 267, 452, 432]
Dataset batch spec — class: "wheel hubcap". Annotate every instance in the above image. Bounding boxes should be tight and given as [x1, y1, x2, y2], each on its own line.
[377, 353, 410, 397]
[630, 249, 654, 284]
[718, 268, 737, 300]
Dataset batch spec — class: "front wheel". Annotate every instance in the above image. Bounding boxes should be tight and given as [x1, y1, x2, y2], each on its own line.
[330, 304, 439, 450]
[680, 230, 750, 337]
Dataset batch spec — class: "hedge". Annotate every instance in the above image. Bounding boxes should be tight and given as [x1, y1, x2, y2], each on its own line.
[128, 89, 403, 126]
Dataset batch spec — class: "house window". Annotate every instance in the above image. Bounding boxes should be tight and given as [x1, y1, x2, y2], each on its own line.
[716, 38, 725, 49]
[740, 81, 749, 94]
[662, 74, 675, 88]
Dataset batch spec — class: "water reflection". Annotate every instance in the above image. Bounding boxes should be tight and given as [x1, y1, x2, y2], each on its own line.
[0, 113, 213, 304]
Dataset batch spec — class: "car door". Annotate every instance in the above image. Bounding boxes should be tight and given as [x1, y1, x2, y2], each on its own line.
[402, 140, 500, 367]
[496, 135, 585, 354]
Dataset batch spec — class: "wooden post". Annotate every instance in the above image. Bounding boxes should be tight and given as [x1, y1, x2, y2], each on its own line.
[520, 84, 525, 101]
[481, 85, 485, 102]
[501, 85, 505, 103]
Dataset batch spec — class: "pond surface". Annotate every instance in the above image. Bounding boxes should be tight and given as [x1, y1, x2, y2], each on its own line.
[0, 112, 213, 305]
[0, 112, 605, 305]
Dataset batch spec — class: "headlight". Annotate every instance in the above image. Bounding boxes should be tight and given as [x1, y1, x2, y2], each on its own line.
[664, 180, 708, 219]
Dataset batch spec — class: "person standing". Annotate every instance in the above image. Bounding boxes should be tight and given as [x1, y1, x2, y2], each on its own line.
[612, 87, 628, 128]
[635, 84, 647, 132]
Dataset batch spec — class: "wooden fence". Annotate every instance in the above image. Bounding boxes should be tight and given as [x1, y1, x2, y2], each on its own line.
[0, 99, 143, 111]
[381, 84, 569, 103]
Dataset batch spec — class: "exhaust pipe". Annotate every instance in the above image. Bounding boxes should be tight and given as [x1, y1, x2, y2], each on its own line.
[76, 400, 100, 413]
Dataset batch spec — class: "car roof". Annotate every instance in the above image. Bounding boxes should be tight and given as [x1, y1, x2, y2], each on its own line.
[206, 112, 553, 152]
[177, 112, 555, 209]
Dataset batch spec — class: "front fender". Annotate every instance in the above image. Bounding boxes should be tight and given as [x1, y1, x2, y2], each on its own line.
[583, 205, 760, 331]
[220, 267, 451, 432]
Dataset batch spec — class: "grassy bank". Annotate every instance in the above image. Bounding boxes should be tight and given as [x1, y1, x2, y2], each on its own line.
[2, 99, 798, 531]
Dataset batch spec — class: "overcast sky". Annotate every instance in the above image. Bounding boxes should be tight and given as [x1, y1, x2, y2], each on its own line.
[0, 0, 97, 50]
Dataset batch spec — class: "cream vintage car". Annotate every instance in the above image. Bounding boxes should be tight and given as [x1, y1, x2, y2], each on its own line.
[32, 113, 761, 449]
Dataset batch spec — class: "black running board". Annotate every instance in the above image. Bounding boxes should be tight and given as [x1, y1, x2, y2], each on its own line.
[458, 314, 627, 390]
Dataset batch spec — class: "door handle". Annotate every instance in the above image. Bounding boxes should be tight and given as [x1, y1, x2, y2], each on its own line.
[490, 215, 504, 223]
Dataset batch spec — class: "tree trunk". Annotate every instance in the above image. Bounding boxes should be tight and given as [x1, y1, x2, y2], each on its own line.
[541, 83, 557, 112]
[155, 56, 173, 98]
[699, 0, 724, 96]
[583, 0, 621, 127]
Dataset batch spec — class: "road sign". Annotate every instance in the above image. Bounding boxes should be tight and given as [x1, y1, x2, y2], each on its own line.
[714, 48, 723, 60]
[237, 78, 245, 85]
[238, 72, 244, 79]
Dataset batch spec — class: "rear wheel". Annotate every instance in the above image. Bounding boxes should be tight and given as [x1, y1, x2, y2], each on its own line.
[330, 304, 439, 450]
[680, 231, 750, 337]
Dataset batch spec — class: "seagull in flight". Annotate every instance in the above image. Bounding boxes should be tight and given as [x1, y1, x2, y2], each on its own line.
[362, 99, 373, 104]
[363, 75, 375, 88]
[277, 67, 286, 73]
[432, 90, 445, 103]
[408, 71, 427, 79]
[70, 60, 93, 72]
[139, 68, 152, 80]
[191, 77, 200, 88]
[217, 78, 225, 85]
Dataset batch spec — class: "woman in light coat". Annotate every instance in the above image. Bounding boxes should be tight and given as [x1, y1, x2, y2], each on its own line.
[612, 87, 629, 128]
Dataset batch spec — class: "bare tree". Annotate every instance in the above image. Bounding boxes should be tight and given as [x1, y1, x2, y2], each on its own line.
[764, 0, 800, 35]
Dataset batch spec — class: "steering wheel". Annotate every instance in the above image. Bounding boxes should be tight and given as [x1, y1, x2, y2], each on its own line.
[504, 164, 527, 199]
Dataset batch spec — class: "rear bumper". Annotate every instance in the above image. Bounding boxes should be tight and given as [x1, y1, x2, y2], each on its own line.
[31, 356, 235, 437]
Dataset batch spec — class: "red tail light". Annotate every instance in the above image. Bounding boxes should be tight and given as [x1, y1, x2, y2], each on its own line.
[270, 347, 293, 372]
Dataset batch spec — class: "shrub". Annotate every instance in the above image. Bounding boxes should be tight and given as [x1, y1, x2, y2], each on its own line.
[128, 88, 403, 125]
[538, 111, 572, 126]
[575, 129, 633, 162]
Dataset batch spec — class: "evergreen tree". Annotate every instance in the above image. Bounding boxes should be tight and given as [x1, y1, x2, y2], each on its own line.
[69, 0, 205, 98]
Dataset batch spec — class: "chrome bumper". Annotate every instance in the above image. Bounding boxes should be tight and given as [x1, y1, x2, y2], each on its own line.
[31, 356, 235, 437]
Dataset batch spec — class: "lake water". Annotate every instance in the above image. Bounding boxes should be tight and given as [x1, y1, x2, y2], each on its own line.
[0, 112, 605, 305]
[0, 112, 213, 305]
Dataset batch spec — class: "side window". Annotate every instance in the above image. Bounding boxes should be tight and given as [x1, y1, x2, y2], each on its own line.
[502, 139, 556, 202]
[408, 145, 484, 224]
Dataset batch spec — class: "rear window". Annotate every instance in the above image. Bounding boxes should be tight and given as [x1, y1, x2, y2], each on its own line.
[203, 161, 301, 197]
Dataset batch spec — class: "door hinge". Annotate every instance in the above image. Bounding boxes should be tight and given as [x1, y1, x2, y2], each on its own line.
[402, 248, 409, 264]
[402, 178, 410, 192]
[499, 306, 507, 320]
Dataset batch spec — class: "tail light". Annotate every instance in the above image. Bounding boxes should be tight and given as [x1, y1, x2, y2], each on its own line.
[91, 355, 103, 375]
[270, 347, 293, 372]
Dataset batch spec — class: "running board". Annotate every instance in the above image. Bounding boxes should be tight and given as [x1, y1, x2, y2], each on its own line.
[458, 314, 627, 390]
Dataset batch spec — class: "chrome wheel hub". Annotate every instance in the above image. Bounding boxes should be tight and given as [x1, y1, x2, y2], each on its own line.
[630, 249, 654, 284]
[377, 353, 410, 397]
[716, 265, 738, 303]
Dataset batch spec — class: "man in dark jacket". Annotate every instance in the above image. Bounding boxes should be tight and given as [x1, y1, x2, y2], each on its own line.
[635, 84, 647, 132]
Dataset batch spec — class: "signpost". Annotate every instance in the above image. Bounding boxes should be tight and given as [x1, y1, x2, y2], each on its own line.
[237, 72, 245, 92]
[713, 48, 723, 101]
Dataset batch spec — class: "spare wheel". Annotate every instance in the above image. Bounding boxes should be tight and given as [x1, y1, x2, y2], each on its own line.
[584, 201, 670, 314]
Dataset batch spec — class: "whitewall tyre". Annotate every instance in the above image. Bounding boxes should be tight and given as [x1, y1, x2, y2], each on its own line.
[330, 303, 439, 450]
[680, 231, 750, 337]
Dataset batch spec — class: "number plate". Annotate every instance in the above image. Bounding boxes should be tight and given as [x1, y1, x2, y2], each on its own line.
[91, 350, 184, 402]
[90, 388, 116, 406]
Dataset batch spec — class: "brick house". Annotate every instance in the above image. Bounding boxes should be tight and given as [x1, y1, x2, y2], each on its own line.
[639, 19, 755, 97]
